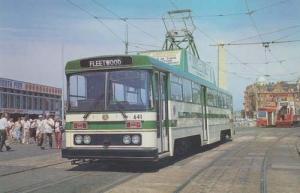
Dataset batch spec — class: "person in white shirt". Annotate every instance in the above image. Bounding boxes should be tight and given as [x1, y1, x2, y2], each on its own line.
[7, 118, 14, 138]
[40, 114, 54, 149]
[22, 118, 31, 144]
[0, 113, 12, 152]
[14, 118, 22, 143]
[30, 119, 37, 143]
[20, 117, 25, 143]
[36, 115, 44, 146]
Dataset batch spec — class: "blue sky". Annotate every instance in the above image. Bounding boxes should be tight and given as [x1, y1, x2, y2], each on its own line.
[1, 0, 300, 110]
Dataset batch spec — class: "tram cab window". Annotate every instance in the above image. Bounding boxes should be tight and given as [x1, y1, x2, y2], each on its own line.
[69, 72, 105, 111]
[108, 70, 151, 110]
[258, 111, 267, 118]
[68, 70, 151, 112]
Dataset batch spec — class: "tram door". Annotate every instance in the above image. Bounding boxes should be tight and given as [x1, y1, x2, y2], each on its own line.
[201, 86, 208, 143]
[155, 72, 169, 153]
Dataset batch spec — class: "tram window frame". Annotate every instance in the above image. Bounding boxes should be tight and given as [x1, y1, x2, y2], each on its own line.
[192, 82, 201, 104]
[182, 79, 192, 103]
[207, 88, 218, 107]
[207, 88, 214, 106]
[170, 74, 183, 101]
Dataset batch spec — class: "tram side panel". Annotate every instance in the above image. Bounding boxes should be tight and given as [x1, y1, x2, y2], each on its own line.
[168, 100, 203, 156]
[206, 106, 232, 143]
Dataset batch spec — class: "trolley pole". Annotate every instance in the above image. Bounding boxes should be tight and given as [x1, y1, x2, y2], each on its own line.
[121, 18, 129, 55]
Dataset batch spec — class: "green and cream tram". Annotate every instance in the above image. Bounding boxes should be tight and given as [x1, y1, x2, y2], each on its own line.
[62, 49, 233, 161]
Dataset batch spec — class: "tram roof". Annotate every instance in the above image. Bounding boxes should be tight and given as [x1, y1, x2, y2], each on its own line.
[65, 54, 231, 96]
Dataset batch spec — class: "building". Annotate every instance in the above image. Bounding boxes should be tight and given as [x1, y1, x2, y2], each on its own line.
[0, 77, 62, 118]
[244, 79, 300, 119]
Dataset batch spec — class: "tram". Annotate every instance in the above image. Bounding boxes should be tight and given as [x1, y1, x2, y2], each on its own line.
[62, 49, 233, 162]
[256, 107, 276, 127]
[276, 101, 295, 127]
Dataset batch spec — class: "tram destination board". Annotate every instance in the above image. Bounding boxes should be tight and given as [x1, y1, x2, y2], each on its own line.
[80, 56, 133, 68]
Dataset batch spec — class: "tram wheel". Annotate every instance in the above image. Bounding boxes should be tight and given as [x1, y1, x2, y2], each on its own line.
[174, 139, 191, 157]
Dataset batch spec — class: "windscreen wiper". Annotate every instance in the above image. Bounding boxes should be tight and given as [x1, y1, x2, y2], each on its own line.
[114, 101, 128, 120]
[83, 93, 105, 119]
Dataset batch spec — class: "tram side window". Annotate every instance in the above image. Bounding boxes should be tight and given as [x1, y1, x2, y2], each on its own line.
[218, 93, 225, 108]
[192, 82, 201, 104]
[207, 88, 217, 107]
[170, 75, 183, 101]
[183, 79, 192, 102]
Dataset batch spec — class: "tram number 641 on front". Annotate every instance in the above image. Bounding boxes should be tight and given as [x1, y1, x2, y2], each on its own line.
[133, 114, 143, 120]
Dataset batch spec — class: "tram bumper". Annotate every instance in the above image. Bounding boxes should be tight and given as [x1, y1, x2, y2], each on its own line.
[61, 147, 159, 161]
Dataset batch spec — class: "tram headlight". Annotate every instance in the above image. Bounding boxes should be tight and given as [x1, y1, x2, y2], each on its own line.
[74, 135, 83, 144]
[83, 135, 91, 144]
[122, 135, 131, 145]
[131, 135, 141, 145]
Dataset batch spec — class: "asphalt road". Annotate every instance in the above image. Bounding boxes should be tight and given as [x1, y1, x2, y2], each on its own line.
[0, 127, 299, 193]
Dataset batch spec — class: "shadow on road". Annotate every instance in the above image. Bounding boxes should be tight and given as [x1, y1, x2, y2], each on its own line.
[67, 140, 230, 173]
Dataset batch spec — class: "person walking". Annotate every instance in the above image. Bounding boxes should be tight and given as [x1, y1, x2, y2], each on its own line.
[40, 114, 54, 149]
[20, 117, 25, 143]
[36, 115, 44, 147]
[54, 117, 62, 149]
[14, 118, 22, 143]
[0, 113, 12, 152]
[7, 118, 14, 139]
[22, 117, 30, 144]
[30, 119, 37, 143]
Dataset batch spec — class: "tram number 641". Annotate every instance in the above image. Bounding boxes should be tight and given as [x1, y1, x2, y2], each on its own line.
[133, 114, 143, 120]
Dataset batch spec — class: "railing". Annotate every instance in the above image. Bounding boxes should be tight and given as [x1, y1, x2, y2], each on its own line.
[233, 119, 256, 128]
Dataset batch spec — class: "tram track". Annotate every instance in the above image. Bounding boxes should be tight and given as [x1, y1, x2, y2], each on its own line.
[173, 131, 295, 193]
[0, 159, 145, 193]
[0, 160, 70, 178]
[173, 139, 255, 193]
[259, 131, 296, 193]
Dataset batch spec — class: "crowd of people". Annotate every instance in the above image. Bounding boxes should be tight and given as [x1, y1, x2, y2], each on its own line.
[0, 113, 64, 152]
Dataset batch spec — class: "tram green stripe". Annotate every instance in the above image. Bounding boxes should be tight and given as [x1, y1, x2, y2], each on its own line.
[65, 121, 156, 130]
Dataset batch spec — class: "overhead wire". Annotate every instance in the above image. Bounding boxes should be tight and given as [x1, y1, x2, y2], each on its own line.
[244, 0, 263, 42]
[229, 24, 300, 43]
[250, 0, 289, 13]
[92, 0, 162, 43]
[244, 0, 286, 71]
[193, 23, 263, 75]
[165, 0, 268, 76]
[65, 0, 124, 43]
[168, 0, 179, 9]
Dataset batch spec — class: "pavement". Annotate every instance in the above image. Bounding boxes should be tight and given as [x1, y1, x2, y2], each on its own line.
[0, 127, 299, 193]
